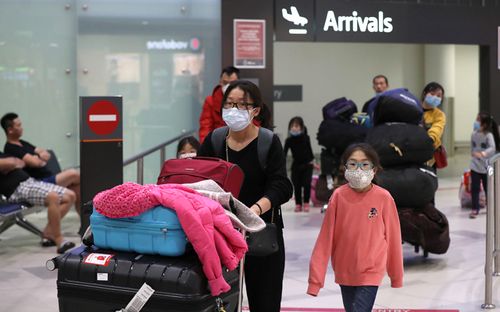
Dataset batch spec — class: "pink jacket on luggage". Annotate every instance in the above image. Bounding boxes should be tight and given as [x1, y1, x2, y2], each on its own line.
[93, 182, 248, 296]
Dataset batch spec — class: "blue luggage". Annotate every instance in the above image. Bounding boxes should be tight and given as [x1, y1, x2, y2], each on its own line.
[90, 206, 188, 256]
[366, 88, 422, 126]
[322, 97, 358, 121]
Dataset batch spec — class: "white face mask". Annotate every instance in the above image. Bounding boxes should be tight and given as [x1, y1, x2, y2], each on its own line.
[222, 84, 230, 94]
[222, 107, 254, 132]
[344, 168, 375, 189]
[178, 152, 197, 159]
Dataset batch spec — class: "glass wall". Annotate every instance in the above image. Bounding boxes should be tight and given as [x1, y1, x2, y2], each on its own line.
[0, 0, 221, 183]
[0, 1, 77, 168]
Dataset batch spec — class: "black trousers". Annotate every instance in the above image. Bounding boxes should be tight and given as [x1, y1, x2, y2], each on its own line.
[244, 227, 285, 312]
[471, 169, 488, 212]
[291, 163, 313, 205]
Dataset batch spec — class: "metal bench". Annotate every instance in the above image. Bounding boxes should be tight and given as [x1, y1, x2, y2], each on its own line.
[0, 201, 44, 237]
[0, 149, 62, 238]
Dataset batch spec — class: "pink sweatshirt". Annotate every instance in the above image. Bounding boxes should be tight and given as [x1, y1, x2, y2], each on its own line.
[93, 182, 248, 296]
[307, 184, 403, 296]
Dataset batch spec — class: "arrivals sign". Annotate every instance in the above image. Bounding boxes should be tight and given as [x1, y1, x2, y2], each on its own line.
[234, 19, 266, 68]
[275, 0, 400, 42]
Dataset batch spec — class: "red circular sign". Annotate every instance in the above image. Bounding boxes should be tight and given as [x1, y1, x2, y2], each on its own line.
[87, 100, 119, 136]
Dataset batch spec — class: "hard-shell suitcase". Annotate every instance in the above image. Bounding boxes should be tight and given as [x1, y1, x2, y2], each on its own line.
[91, 206, 188, 257]
[52, 245, 239, 312]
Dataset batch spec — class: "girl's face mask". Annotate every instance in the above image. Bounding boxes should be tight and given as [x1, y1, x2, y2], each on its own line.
[424, 94, 442, 107]
[178, 152, 197, 159]
[344, 168, 375, 190]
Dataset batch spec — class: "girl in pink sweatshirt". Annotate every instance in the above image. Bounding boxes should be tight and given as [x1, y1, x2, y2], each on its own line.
[307, 143, 403, 312]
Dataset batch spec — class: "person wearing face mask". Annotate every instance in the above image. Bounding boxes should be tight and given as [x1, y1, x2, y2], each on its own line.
[308, 143, 403, 312]
[420, 82, 446, 169]
[362, 74, 389, 113]
[284, 116, 316, 212]
[468, 112, 500, 218]
[176, 135, 200, 159]
[198, 80, 293, 312]
[198, 66, 240, 143]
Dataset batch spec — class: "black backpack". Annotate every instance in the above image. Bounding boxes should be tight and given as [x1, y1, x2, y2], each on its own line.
[211, 126, 273, 170]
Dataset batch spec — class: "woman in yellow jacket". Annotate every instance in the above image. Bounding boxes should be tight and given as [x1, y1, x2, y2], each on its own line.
[421, 82, 446, 169]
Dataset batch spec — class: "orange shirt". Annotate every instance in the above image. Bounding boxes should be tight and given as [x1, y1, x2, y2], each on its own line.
[307, 184, 403, 296]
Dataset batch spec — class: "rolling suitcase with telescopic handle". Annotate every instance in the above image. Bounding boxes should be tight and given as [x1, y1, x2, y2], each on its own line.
[48, 244, 239, 312]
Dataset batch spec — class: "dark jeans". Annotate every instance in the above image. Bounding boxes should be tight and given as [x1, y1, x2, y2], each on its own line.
[471, 169, 488, 212]
[340, 285, 379, 312]
[291, 163, 313, 205]
[244, 227, 285, 312]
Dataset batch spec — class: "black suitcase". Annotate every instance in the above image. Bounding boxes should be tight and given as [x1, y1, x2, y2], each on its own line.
[52, 245, 239, 312]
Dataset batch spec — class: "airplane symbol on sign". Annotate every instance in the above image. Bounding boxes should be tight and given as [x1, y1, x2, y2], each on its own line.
[282, 6, 308, 35]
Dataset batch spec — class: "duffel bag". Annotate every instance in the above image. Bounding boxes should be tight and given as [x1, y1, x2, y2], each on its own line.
[398, 203, 450, 254]
[367, 88, 422, 126]
[365, 123, 434, 166]
[317, 119, 367, 154]
[157, 157, 244, 198]
[377, 166, 438, 208]
[322, 97, 358, 121]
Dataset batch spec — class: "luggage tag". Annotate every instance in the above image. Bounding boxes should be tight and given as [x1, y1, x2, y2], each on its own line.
[116, 283, 155, 312]
[215, 297, 227, 312]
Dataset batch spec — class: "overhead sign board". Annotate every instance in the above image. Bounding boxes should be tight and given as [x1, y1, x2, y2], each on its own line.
[275, 0, 314, 41]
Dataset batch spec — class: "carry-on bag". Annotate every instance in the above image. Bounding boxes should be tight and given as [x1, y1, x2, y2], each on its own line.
[459, 170, 486, 208]
[317, 119, 367, 154]
[322, 97, 358, 121]
[90, 205, 188, 257]
[365, 123, 434, 166]
[398, 203, 450, 255]
[366, 88, 422, 126]
[51, 245, 239, 312]
[157, 157, 244, 198]
[377, 166, 438, 208]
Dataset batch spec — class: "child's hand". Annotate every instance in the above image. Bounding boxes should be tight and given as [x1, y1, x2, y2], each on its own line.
[473, 151, 484, 158]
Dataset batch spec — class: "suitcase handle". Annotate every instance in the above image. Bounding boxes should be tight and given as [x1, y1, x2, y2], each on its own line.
[192, 156, 226, 162]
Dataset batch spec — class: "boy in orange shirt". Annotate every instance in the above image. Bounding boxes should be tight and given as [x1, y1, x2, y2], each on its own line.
[307, 143, 403, 312]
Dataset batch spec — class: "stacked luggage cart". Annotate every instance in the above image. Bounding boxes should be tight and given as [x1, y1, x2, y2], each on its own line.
[47, 159, 266, 312]
[317, 89, 451, 257]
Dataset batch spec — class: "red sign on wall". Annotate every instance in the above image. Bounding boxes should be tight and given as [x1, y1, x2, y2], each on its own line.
[234, 19, 266, 69]
[86, 100, 120, 136]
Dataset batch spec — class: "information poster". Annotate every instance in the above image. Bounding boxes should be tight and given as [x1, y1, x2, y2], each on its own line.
[234, 19, 266, 68]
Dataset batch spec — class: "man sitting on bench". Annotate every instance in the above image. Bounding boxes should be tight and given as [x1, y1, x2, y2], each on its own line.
[0, 152, 76, 253]
[1, 112, 81, 214]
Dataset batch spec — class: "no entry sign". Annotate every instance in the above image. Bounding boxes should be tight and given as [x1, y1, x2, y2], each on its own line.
[87, 100, 119, 135]
[80, 96, 122, 142]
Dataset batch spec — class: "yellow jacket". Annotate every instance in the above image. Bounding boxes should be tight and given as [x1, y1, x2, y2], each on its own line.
[423, 108, 446, 166]
[423, 108, 446, 149]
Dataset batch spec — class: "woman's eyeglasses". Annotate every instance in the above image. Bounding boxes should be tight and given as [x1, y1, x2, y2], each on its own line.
[345, 161, 374, 171]
[223, 101, 255, 110]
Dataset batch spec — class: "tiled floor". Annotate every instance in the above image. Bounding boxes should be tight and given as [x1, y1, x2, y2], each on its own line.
[1, 155, 499, 311]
